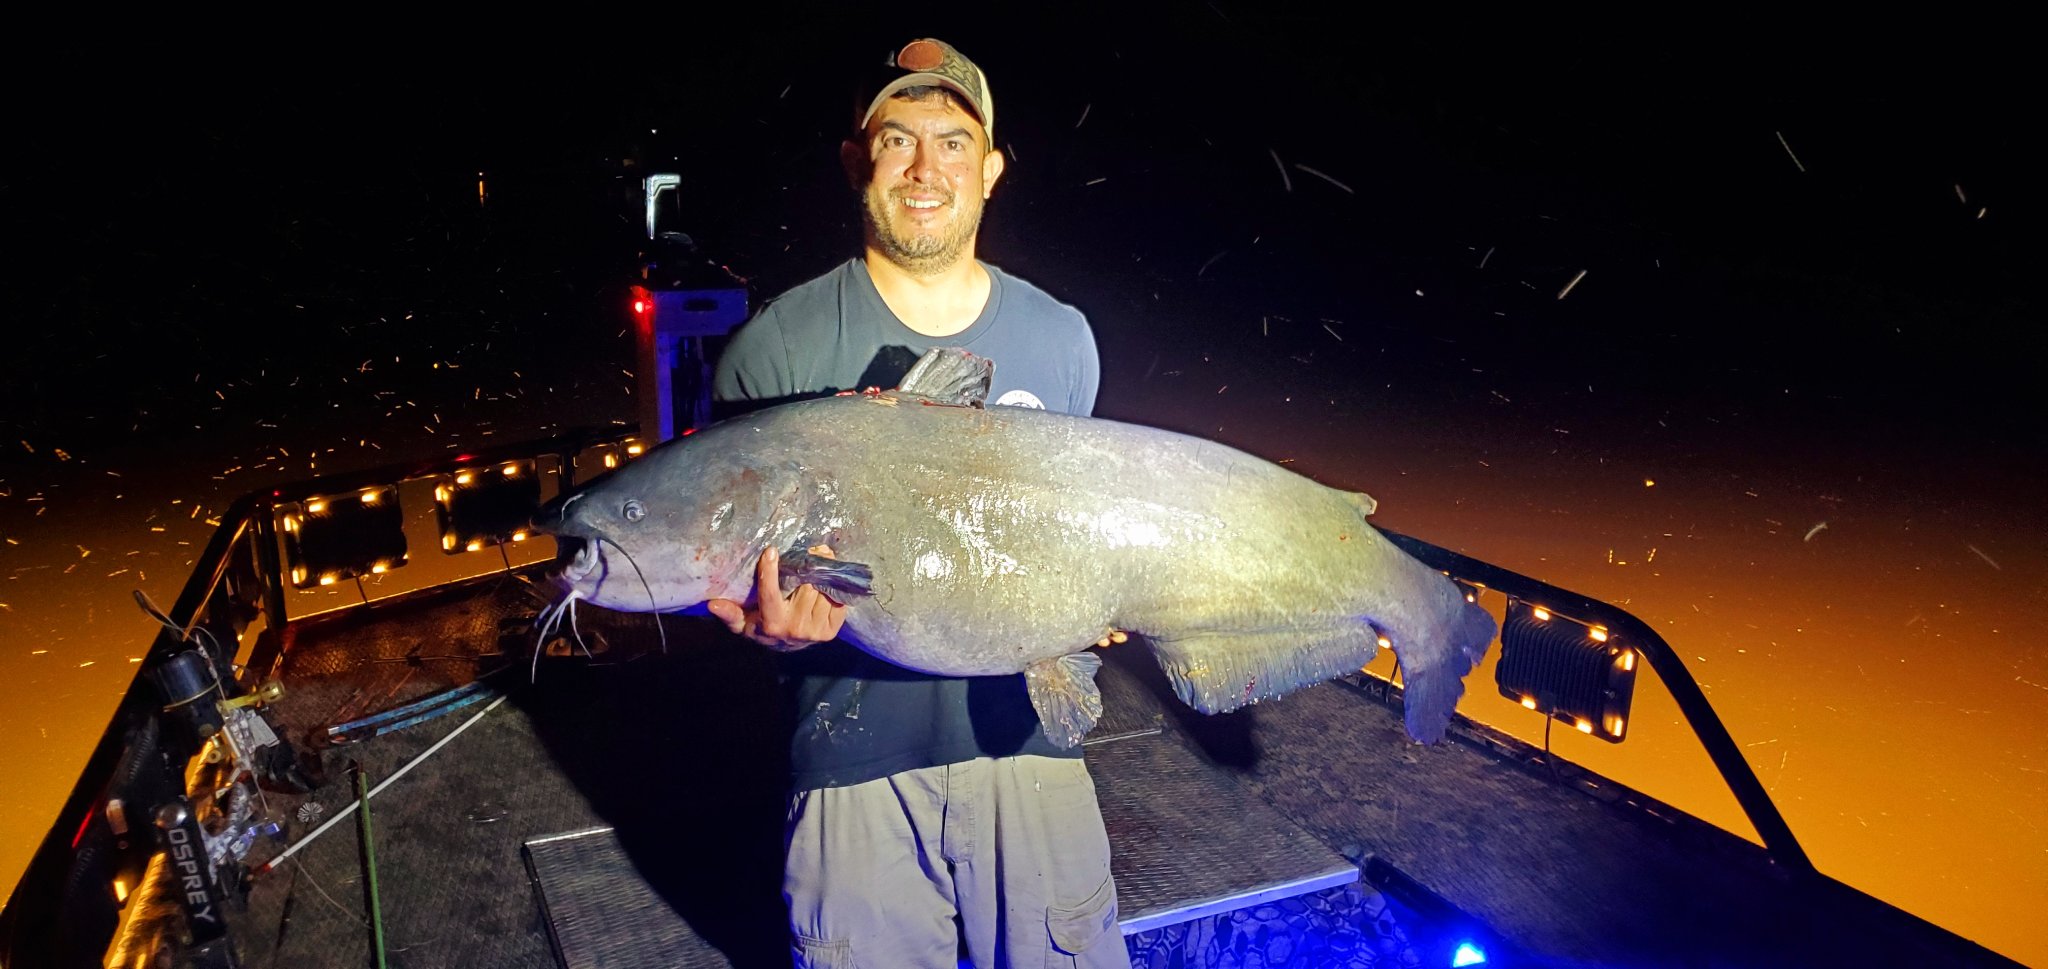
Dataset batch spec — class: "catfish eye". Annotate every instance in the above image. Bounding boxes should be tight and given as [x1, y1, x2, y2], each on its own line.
[622, 499, 646, 522]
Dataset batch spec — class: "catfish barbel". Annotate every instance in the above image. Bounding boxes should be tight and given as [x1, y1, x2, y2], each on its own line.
[537, 348, 1496, 747]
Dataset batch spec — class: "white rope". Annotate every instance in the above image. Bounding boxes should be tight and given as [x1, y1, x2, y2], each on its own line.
[256, 693, 508, 874]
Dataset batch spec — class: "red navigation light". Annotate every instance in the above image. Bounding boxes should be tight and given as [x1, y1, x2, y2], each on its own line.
[630, 285, 655, 331]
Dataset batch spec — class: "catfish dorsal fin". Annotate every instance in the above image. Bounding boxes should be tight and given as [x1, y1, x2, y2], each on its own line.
[896, 347, 993, 406]
[1349, 491, 1378, 517]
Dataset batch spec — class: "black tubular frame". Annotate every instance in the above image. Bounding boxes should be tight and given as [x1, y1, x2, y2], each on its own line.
[1379, 528, 1813, 878]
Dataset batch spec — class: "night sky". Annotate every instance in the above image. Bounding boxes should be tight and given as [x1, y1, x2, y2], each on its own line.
[3, 7, 2041, 963]
[7, 13, 2038, 459]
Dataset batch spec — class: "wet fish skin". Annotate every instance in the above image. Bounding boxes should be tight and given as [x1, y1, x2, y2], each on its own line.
[540, 352, 1495, 747]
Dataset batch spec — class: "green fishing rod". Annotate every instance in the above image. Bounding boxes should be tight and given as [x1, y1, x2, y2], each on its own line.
[350, 760, 387, 969]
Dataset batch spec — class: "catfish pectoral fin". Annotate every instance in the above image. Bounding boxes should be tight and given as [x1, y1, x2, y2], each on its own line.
[778, 547, 875, 600]
[1024, 652, 1106, 748]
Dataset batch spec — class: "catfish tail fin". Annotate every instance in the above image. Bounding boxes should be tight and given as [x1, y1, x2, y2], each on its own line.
[1399, 598, 1497, 744]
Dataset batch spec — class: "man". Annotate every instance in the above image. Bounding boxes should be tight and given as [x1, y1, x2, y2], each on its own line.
[707, 37, 1131, 969]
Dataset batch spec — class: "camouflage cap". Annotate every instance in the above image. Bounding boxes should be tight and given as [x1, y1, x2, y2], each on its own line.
[860, 38, 994, 142]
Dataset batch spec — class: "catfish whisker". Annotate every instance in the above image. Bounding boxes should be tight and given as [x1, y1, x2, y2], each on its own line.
[566, 595, 593, 658]
[599, 536, 668, 655]
[532, 590, 583, 683]
[530, 599, 556, 683]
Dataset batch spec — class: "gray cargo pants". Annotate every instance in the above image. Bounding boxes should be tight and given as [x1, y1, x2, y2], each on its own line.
[785, 755, 1132, 969]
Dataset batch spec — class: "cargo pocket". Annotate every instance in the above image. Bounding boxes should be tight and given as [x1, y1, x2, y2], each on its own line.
[1046, 873, 1118, 960]
[792, 933, 857, 969]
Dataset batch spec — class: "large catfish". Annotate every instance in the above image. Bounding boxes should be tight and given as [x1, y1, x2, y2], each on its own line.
[538, 348, 1496, 747]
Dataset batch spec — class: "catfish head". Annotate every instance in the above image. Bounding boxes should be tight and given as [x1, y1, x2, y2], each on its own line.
[534, 439, 805, 614]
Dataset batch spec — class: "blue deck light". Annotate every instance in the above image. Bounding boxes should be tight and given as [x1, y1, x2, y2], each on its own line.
[1452, 941, 1487, 966]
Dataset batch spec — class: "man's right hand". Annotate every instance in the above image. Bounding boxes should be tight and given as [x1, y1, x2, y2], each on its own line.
[705, 546, 848, 651]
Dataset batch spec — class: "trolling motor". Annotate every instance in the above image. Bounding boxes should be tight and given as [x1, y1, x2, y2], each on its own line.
[150, 647, 227, 745]
[132, 592, 314, 965]
[139, 592, 316, 795]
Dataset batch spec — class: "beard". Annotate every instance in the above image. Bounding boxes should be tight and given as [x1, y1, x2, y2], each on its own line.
[862, 185, 984, 275]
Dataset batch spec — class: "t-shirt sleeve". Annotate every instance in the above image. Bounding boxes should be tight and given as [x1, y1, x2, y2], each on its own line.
[712, 306, 793, 405]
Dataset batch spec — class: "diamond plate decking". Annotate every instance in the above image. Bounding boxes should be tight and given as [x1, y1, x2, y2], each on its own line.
[525, 827, 737, 969]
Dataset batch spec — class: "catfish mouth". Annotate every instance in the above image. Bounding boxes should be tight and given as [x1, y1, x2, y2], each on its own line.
[555, 537, 603, 585]
[536, 491, 605, 587]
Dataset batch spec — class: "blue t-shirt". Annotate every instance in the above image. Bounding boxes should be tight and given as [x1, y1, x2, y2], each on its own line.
[711, 258, 1100, 791]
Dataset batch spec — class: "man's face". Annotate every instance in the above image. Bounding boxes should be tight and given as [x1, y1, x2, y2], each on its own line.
[847, 92, 1005, 275]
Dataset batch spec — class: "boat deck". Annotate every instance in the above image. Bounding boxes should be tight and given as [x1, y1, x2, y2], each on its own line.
[218, 573, 2011, 968]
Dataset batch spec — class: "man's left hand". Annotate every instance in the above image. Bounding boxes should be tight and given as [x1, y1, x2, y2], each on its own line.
[706, 546, 848, 651]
